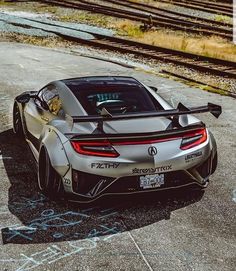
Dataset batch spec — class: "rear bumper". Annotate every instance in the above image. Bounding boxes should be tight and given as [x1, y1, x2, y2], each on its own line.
[63, 129, 214, 182]
[65, 154, 213, 203]
[68, 182, 207, 203]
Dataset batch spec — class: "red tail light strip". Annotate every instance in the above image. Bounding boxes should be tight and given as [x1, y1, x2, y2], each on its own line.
[71, 128, 207, 157]
[180, 128, 207, 150]
[71, 141, 119, 157]
[111, 129, 207, 146]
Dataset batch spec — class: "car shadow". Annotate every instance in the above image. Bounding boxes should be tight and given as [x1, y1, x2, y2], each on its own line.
[0, 129, 204, 245]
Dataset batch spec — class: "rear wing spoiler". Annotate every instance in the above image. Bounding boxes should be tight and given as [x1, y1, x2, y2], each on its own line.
[67, 103, 221, 132]
[72, 103, 221, 122]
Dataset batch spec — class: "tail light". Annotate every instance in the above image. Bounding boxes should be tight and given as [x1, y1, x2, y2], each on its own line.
[180, 128, 207, 150]
[71, 128, 207, 156]
[71, 140, 119, 157]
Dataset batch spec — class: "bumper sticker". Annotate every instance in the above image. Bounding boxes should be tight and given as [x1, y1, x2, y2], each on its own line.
[132, 165, 172, 174]
[185, 151, 202, 163]
[91, 162, 120, 169]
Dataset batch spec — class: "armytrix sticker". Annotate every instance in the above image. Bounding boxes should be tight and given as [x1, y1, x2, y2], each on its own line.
[91, 162, 120, 169]
[132, 165, 172, 174]
[185, 151, 202, 162]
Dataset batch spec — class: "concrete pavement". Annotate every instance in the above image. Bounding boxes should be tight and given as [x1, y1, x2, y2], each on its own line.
[0, 43, 235, 271]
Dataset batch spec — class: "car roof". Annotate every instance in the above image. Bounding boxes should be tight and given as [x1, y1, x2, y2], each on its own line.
[60, 76, 142, 87]
[48, 76, 145, 116]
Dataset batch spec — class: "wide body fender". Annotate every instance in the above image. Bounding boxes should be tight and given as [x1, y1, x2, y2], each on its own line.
[13, 101, 25, 134]
[40, 126, 70, 177]
[208, 130, 217, 156]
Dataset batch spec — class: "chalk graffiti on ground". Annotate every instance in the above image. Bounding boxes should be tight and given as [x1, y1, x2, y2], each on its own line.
[2, 193, 124, 244]
[1, 194, 127, 270]
[9, 193, 47, 213]
[16, 226, 123, 271]
[2, 222, 124, 271]
[2, 207, 123, 243]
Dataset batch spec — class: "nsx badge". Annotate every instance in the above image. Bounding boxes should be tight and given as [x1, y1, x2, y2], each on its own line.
[91, 162, 120, 169]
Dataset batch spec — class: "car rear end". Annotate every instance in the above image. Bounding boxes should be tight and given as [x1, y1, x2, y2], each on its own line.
[62, 124, 215, 202]
[59, 76, 220, 202]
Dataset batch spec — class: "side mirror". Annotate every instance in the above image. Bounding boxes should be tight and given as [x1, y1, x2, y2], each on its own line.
[16, 93, 31, 103]
[149, 86, 158, 92]
[41, 100, 49, 111]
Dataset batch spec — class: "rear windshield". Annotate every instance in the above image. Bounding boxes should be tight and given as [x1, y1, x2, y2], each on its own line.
[67, 84, 158, 115]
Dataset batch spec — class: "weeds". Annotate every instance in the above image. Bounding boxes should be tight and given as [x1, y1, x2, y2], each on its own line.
[0, 32, 73, 47]
[59, 11, 110, 27]
[115, 20, 144, 38]
[0, 0, 13, 6]
[214, 15, 233, 24]
[113, 20, 236, 62]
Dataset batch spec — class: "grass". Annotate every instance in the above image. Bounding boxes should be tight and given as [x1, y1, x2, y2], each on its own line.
[0, 32, 74, 47]
[199, 85, 228, 96]
[0, 0, 13, 6]
[59, 11, 111, 27]
[112, 20, 236, 62]
[124, 0, 170, 8]
[115, 21, 144, 38]
[214, 15, 233, 24]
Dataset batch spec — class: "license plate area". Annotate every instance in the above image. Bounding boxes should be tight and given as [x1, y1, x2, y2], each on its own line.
[140, 174, 165, 189]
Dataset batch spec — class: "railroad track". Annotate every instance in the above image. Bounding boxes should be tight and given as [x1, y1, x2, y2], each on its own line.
[100, 0, 232, 28]
[2, 14, 235, 79]
[77, 35, 236, 79]
[163, 0, 232, 11]
[155, 0, 232, 17]
[212, 0, 232, 3]
[40, 0, 232, 40]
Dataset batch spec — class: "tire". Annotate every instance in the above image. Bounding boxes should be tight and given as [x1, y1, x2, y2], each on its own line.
[13, 103, 24, 138]
[38, 147, 63, 199]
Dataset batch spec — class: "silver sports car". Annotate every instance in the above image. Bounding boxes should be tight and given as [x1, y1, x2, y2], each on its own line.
[13, 76, 221, 202]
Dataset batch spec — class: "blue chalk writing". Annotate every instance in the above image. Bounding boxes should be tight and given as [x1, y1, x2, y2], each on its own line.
[9, 194, 47, 213]
[2, 205, 125, 244]
[16, 239, 98, 270]
[3, 226, 37, 242]
[98, 211, 118, 220]
[28, 209, 89, 230]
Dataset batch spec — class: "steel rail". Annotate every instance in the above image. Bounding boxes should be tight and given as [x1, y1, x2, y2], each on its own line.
[101, 0, 232, 28]
[82, 34, 236, 78]
[2, 9, 235, 79]
[8, 12, 234, 78]
[40, 0, 232, 40]
[160, 0, 232, 11]
[153, 0, 232, 17]
[99, 0, 232, 32]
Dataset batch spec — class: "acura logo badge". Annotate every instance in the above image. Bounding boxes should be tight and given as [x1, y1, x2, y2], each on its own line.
[148, 146, 158, 156]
